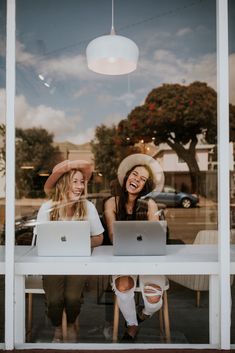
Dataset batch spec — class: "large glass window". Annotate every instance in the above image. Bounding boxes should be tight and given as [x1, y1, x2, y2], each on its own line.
[15, 0, 218, 345]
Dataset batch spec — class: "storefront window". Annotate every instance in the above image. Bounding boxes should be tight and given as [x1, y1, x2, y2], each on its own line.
[14, 0, 218, 345]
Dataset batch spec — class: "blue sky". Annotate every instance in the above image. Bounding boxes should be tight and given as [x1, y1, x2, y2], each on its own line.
[0, 0, 234, 144]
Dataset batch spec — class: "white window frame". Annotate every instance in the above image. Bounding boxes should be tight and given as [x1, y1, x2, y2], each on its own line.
[4, 0, 231, 349]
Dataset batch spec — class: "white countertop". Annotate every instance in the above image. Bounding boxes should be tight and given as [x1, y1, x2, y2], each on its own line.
[9, 244, 219, 275]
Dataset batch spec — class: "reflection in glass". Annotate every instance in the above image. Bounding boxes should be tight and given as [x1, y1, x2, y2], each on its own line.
[15, 0, 221, 344]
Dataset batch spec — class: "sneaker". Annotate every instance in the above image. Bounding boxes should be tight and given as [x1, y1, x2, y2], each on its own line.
[52, 325, 63, 343]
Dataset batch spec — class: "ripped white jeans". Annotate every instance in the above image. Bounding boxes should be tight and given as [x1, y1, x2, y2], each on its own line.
[112, 275, 166, 327]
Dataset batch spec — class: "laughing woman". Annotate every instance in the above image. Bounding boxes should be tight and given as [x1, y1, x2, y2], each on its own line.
[36, 160, 104, 343]
[104, 153, 166, 342]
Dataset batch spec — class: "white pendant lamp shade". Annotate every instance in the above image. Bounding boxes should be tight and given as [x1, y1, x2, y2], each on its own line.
[86, 34, 139, 75]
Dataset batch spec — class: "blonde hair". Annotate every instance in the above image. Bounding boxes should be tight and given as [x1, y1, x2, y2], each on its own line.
[49, 169, 88, 221]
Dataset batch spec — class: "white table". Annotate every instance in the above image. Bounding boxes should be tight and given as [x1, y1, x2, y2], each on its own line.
[13, 244, 220, 346]
[0, 246, 35, 274]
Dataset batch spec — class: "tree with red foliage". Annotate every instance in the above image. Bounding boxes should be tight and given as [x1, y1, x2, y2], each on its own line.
[117, 81, 235, 193]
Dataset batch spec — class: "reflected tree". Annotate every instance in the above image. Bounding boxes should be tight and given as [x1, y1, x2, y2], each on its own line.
[0, 126, 62, 198]
[16, 127, 62, 198]
[91, 124, 140, 186]
[117, 81, 235, 193]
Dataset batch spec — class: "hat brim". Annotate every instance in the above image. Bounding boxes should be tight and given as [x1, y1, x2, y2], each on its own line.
[44, 159, 93, 195]
[117, 153, 164, 193]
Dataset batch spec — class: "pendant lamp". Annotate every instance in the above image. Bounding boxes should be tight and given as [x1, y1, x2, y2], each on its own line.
[86, 0, 139, 75]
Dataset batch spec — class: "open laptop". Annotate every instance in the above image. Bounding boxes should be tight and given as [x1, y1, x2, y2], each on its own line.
[36, 221, 91, 256]
[113, 220, 167, 256]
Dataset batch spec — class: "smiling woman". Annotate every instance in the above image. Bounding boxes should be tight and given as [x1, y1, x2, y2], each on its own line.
[104, 154, 166, 341]
[36, 159, 103, 343]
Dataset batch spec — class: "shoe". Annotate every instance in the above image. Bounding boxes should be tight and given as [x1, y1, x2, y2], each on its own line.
[120, 331, 136, 343]
[52, 325, 63, 343]
[137, 311, 150, 325]
[66, 323, 78, 343]
[120, 325, 138, 343]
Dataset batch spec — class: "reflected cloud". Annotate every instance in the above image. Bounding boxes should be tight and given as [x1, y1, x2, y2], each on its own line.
[176, 27, 193, 36]
[138, 50, 217, 91]
[66, 127, 95, 144]
[0, 89, 82, 140]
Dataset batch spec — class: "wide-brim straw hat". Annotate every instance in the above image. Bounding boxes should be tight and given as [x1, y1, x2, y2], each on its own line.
[117, 153, 164, 192]
[44, 159, 93, 195]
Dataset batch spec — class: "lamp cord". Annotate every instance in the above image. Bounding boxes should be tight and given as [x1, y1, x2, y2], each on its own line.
[111, 0, 116, 34]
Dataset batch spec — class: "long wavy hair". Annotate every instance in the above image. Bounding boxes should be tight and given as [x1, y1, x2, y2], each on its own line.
[49, 169, 88, 221]
[117, 164, 154, 220]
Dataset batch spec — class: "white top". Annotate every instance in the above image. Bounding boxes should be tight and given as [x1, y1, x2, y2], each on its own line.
[36, 200, 104, 236]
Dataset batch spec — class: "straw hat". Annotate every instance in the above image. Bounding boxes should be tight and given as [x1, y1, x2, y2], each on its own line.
[117, 153, 164, 192]
[44, 159, 93, 195]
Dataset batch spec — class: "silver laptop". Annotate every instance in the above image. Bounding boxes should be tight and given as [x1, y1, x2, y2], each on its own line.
[36, 221, 91, 256]
[113, 220, 167, 256]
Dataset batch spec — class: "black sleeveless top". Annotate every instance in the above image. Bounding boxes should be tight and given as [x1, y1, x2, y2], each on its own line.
[114, 196, 148, 221]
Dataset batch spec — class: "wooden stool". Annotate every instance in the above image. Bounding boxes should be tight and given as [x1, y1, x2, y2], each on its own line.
[112, 280, 170, 343]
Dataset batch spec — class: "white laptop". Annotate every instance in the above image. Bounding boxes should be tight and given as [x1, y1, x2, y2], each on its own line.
[113, 220, 167, 256]
[36, 221, 91, 256]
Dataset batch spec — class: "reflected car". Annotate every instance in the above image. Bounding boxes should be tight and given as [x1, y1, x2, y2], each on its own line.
[143, 186, 199, 208]
[0, 211, 38, 245]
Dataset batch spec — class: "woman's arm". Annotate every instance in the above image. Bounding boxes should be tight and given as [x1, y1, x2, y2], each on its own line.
[91, 233, 103, 248]
[147, 198, 160, 221]
[87, 200, 104, 248]
[103, 197, 117, 244]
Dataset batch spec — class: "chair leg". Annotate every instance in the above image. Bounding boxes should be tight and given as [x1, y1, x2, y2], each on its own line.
[159, 306, 164, 336]
[163, 291, 171, 343]
[62, 309, 68, 341]
[196, 291, 201, 307]
[26, 293, 33, 342]
[112, 296, 119, 342]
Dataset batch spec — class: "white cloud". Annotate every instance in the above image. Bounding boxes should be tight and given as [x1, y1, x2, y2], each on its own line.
[16, 40, 37, 65]
[176, 28, 192, 37]
[98, 91, 137, 107]
[73, 83, 102, 99]
[0, 89, 82, 139]
[39, 54, 90, 80]
[13, 38, 92, 81]
[103, 113, 124, 126]
[66, 127, 95, 144]
[138, 50, 217, 90]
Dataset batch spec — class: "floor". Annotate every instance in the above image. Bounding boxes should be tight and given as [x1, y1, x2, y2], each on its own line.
[0, 274, 235, 345]
[0, 275, 212, 345]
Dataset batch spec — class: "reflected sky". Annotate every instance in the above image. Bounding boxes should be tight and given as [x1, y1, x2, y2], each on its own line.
[0, 0, 234, 144]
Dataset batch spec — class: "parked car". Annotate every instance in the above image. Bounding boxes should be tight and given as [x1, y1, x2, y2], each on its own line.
[143, 186, 199, 208]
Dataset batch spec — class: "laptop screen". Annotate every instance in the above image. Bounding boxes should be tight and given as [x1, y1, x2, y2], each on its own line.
[113, 220, 166, 256]
[36, 221, 91, 257]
